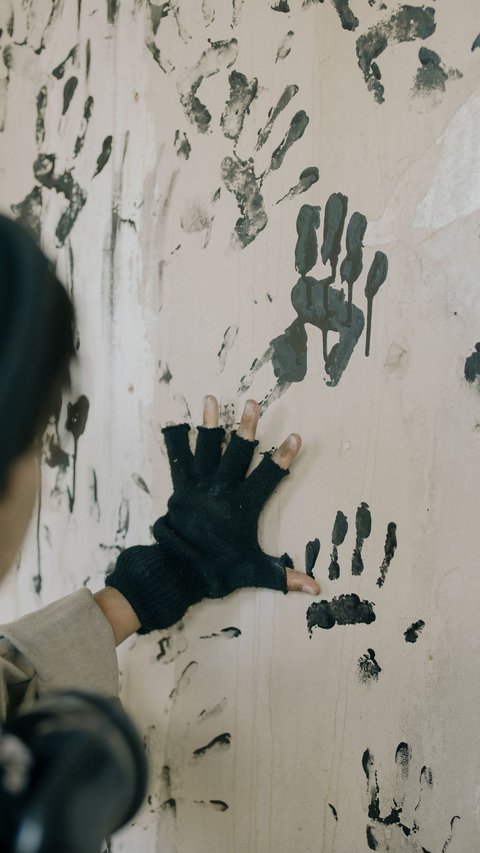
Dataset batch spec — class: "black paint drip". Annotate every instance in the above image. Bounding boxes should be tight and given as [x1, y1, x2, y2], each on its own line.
[351, 502, 371, 575]
[364, 252, 388, 357]
[464, 342, 480, 384]
[328, 510, 348, 579]
[376, 522, 397, 587]
[65, 395, 90, 512]
[305, 538, 320, 577]
[356, 5, 436, 103]
[193, 732, 231, 758]
[404, 619, 425, 643]
[328, 803, 338, 821]
[473, 34, 480, 51]
[358, 648, 381, 683]
[307, 593, 376, 633]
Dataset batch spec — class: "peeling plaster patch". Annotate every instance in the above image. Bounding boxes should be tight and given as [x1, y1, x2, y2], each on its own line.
[414, 97, 480, 229]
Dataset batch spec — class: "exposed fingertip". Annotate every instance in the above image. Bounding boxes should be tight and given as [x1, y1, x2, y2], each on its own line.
[288, 433, 302, 449]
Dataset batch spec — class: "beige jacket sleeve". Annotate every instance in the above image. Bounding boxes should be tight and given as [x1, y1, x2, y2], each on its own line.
[0, 588, 119, 721]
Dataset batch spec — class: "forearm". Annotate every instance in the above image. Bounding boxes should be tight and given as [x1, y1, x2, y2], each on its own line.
[93, 587, 141, 646]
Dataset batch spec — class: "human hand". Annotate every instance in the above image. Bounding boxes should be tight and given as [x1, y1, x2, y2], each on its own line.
[105, 395, 319, 634]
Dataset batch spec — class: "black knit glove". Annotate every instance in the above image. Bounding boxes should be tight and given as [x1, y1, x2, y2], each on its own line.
[105, 423, 294, 633]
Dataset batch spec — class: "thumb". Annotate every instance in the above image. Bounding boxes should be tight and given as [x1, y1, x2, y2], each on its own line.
[286, 567, 320, 595]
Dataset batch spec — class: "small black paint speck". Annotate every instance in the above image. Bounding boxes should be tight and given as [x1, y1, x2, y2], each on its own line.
[328, 803, 338, 821]
[305, 538, 320, 577]
[62, 76, 78, 115]
[404, 619, 425, 643]
[358, 648, 381, 683]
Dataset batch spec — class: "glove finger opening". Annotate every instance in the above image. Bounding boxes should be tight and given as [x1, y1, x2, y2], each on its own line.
[213, 431, 258, 489]
[194, 425, 225, 478]
[240, 452, 289, 512]
[162, 423, 195, 488]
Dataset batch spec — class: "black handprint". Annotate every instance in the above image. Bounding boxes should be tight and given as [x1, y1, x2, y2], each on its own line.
[11, 45, 111, 245]
[239, 195, 388, 409]
[363, 743, 460, 851]
[306, 503, 397, 634]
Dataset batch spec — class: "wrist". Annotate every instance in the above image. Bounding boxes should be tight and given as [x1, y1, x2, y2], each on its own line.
[93, 586, 141, 646]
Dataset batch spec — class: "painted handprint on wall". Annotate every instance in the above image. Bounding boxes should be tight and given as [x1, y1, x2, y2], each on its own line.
[239, 196, 388, 407]
[363, 744, 460, 851]
[305, 502, 397, 634]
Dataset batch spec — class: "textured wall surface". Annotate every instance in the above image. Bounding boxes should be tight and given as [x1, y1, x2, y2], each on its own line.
[1, 1, 480, 850]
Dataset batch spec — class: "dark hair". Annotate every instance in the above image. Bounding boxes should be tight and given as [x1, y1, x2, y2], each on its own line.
[0, 215, 76, 489]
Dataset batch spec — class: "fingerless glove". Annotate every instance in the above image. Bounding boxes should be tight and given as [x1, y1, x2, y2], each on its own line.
[105, 424, 293, 633]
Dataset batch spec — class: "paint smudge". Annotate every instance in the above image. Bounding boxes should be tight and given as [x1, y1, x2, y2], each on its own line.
[89, 469, 100, 520]
[277, 166, 319, 203]
[34, 154, 86, 245]
[52, 45, 78, 80]
[413, 48, 462, 95]
[178, 39, 238, 134]
[364, 745, 459, 850]
[472, 34, 480, 51]
[276, 31, 294, 62]
[221, 70, 258, 142]
[328, 510, 348, 579]
[93, 135, 113, 177]
[157, 636, 170, 659]
[169, 660, 198, 701]
[158, 361, 172, 383]
[36, 86, 48, 146]
[200, 627, 241, 639]
[358, 648, 381, 683]
[364, 251, 388, 357]
[356, 5, 436, 103]
[221, 154, 267, 248]
[328, 803, 338, 821]
[181, 191, 219, 246]
[74, 95, 94, 157]
[131, 473, 150, 493]
[351, 502, 371, 575]
[305, 538, 320, 577]
[376, 522, 397, 586]
[307, 593, 376, 633]
[65, 395, 89, 512]
[464, 343, 480, 385]
[146, 39, 175, 74]
[256, 84, 299, 151]
[174, 129, 191, 160]
[149, 1, 170, 35]
[295, 203, 320, 275]
[267, 110, 309, 173]
[62, 75, 78, 114]
[11, 186, 43, 240]
[193, 732, 231, 759]
[217, 325, 239, 373]
[159, 764, 176, 815]
[404, 619, 425, 643]
[331, 0, 359, 32]
[197, 698, 227, 723]
[271, 0, 290, 11]
[194, 799, 229, 811]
